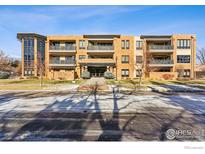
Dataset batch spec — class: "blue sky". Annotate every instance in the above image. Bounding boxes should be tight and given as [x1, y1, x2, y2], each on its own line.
[0, 5, 205, 59]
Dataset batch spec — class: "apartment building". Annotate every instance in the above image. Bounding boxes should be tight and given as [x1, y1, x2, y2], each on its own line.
[135, 35, 196, 79]
[17, 33, 196, 80]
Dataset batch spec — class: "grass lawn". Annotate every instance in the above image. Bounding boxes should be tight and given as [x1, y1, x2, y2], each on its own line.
[0, 79, 86, 90]
[0, 79, 85, 85]
[0, 85, 47, 90]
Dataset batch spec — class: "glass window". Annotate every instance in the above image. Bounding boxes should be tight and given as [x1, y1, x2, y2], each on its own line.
[121, 55, 129, 63]
[79, 40, 86, 49]
[126, 40, 130, 49]
[121, 40, 130, 49]
[121, 40, 125, 49]
[121, 69, 129, 77]
[177, 39, 191, 49]
[136, 41, 143, 49]
[177, 55, 190, 63]
[24, 37, 35, 76]
[136, 69, 142, 77]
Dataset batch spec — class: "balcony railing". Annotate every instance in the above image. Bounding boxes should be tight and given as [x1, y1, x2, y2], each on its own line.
[149, 45, 173, 50]
[50, 59, 75, 64]
[50, 46, 76, 50]
[87, 45, 114, 50]
[149, 59, 174, 64]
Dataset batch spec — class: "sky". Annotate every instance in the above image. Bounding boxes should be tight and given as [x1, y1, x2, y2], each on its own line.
[0, 5, 205, 59]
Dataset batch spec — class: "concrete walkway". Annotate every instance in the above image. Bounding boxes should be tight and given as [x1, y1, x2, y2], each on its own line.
[83, 77, 106, 86]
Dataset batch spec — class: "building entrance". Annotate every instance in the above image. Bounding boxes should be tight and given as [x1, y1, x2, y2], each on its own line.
[88, 66, 107, 77]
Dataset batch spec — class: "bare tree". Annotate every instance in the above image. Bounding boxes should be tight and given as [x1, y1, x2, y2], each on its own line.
[197, 48, 205, 64]
[0, 50, 12, 72]
[0, 50, 21, 75]
[135, 56, 144, 87]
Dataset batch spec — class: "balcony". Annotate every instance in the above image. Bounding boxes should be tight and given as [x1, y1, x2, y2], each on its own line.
[87, 45, 114, 53]
[149, 45, 173, 53]
[49, 46, 76, 53]
[49, 59, 76, 68]
[79, 58, 115, 66]
[149, 59, 174, 67]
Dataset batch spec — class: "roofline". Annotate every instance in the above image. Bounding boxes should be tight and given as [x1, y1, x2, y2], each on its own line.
[83, 34, 121, 38]
[17, 33, 46, 40]
[140, 35, 172, 39]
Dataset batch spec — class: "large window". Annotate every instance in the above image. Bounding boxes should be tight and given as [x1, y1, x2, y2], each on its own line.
[177, 55, 190, 63]
[121, 69, 129, 77]
[177, 39, 191, 49]
[24, 37, 34, 76]
[136, 41, 143, 49]
[79, 40, 86, 49]
[121, 55, 129, 63]
[121, 40, 130, 49]
[37, 39, 45, 62]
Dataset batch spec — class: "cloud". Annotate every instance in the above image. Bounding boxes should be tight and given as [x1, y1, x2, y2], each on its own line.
[31, 6, 148, 20]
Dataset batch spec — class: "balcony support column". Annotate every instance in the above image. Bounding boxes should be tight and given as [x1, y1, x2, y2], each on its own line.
[106, 66, 110, 72]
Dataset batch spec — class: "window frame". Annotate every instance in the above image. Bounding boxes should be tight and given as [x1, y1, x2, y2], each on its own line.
[177, 55, 190, 63]
[121, 69, 129, 77]
[177, 39, 191, 49]
[136, 41, 143, 50]
[121, 55, 129, 63]
[79, 40, 86, 49]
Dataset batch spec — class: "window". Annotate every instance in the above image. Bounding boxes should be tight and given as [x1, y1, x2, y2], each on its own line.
[177, 39, 191, 49]
[24, 69, 34, 76]
[177, 55, 190, 63]
[79, 40, 86, 49]
[121, 55, 129, 63]
[65, 56, 75, 63]
[136, 56, 143, 63]
[136, 69, 142, 77]
[121, 69, 129, 77]
[121, 40, 125, 49]
[184, 69, 190, 77]
[24, 37, 34, 76]
[177, 69, 190, 77]
[136, 41, 143, 49]
[121, 40, 130, 49]
[79, 55, 86, 60]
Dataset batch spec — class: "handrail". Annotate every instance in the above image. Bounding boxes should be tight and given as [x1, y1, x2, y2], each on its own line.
[149, 45, 173, 50]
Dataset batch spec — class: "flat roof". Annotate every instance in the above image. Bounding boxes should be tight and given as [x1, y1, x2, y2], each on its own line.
[17, 33, 46, 40]
[140, 35, 172, 39]
[83, 34, 121, 38]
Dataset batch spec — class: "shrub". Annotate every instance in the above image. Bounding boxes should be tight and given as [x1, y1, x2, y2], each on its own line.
[162, 74, 175, 80]
[81, 71, 90, 79]
[0, 71, 10, 79]
[104, 71, 114, 79]
[26, 76, 39, 79]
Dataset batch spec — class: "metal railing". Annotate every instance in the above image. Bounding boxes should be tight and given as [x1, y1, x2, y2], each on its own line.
[50, 59, 75, 64]
[149, 45, 173, 50]
[149, 59, 174, 64]
[87, 45, 114, 50]
[50, 45, 76, 50]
